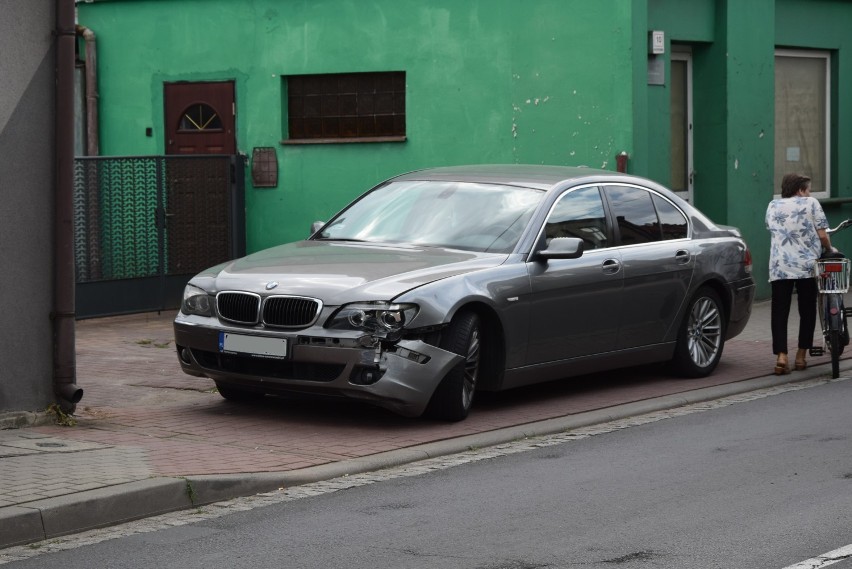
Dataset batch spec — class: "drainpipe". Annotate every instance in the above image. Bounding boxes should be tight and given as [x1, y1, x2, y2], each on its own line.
[76, 22, 102, 279]
[55, 0, 83, 411]
[76, 24, 99, 156]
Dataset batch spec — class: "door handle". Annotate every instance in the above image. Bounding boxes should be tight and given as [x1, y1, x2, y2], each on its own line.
[601, 259, 621, 274]
[675, 250, 691, 264]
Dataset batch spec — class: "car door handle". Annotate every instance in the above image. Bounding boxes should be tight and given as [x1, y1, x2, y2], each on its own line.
[601, 258, 621, 274]
[675, 250, 691, 264]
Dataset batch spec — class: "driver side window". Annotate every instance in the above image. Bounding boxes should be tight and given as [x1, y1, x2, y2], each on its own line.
[544, 187, 609, 250]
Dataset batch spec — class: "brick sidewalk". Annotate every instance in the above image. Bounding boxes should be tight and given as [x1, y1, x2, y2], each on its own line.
[0, 299, 847, 547]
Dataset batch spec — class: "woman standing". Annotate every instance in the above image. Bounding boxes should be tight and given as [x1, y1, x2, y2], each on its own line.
[766, 173, 832, 374]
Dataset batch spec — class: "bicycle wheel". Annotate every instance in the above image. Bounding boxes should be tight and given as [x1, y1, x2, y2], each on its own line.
[829, 328, 842, 379]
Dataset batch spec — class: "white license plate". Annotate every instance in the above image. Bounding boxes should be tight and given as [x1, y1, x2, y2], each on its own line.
[218, 332, 288, 359]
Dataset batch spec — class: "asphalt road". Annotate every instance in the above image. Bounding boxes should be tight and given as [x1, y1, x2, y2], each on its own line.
[6, 377, 852, 569]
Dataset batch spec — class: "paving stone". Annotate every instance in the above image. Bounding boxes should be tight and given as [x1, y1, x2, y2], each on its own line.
[1, 300, 850, 551]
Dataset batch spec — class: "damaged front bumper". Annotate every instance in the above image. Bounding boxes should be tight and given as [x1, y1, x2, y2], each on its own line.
[173, 315, 462, 417]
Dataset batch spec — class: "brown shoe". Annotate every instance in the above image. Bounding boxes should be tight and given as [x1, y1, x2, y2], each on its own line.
[775, 353, 791, 375]
[794, 348, 808, 371]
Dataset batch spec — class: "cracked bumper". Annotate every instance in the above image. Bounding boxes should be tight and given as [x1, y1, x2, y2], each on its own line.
[173, 317, 462, 417]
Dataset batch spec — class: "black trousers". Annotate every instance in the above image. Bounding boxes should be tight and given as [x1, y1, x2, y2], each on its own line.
[770, 278, 818, 355]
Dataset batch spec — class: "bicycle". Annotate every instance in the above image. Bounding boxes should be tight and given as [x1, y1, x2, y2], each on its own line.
[810, 219, 852, 378]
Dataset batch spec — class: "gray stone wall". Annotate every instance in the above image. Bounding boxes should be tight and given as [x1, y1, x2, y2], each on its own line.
[0, 0, 56, 412]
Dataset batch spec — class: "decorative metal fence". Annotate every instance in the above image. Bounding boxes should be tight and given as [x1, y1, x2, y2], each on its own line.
[73, 155, 245, 318]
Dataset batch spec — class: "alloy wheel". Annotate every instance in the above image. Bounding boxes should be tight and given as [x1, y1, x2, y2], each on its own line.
[687, 297, 722, 368]
[462, 328, 481, 409]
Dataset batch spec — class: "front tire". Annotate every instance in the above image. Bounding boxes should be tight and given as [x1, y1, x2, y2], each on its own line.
[426, 311, 481, 421]
[672, 287, 725, 377]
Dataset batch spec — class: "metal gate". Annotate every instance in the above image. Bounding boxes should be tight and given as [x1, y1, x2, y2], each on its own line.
[73, 155, 245, 318]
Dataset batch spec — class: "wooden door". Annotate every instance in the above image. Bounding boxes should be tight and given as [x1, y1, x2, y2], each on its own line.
[164, 81, 235, 154]
[163, 82, 236, 277]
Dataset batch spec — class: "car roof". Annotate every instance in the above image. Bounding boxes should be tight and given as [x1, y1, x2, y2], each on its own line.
[391, 164, 635, 190]
[388, 164, 725, 233]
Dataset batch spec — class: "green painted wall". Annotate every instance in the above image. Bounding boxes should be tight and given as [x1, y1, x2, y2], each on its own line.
[646, 0, 715, 187]
[645, 0, 852, 299]
[719, 0, 776, 297]
[649, 0, 716, 43]
[777, 0, 852, 253]
[77, 0, 852, 300]
[645, 0, 776, 295]
[77, 0, 636, 253]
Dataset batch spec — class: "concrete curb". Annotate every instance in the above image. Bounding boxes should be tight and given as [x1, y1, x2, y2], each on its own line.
[1, 479, 192, 548]
[1, 364, 843, 550]
[0, 410, 54, 430]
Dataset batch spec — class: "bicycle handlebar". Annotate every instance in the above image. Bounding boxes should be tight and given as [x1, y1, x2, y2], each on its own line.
[827, 219, 852, 234]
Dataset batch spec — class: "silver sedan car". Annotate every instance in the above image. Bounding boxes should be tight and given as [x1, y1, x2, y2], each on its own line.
[174, 165, 755, 421]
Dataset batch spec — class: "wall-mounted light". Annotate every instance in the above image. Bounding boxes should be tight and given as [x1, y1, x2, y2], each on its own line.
[251, 147, 278, 188]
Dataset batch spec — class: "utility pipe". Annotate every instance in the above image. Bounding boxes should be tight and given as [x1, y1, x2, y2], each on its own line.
[55, 0, 83, 411]
[75, 24, 99, 156]
[75, 22, 102, 279]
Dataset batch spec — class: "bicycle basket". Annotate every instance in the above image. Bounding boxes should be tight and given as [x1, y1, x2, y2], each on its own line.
[815, 258, 851, 293]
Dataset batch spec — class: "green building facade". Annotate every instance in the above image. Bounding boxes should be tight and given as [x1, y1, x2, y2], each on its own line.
[76, 0, 852, 299]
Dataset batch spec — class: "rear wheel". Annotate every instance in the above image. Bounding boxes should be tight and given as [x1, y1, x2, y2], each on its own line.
[671, 287, 725, 378]
[828, 329, 842, 379]
[426, 311, 481, 421]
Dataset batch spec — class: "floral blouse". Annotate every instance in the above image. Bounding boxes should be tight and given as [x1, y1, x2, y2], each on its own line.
[765, 195, 828, 281]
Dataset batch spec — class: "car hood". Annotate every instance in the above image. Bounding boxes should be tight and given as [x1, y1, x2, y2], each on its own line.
[195, 240, 508, 305]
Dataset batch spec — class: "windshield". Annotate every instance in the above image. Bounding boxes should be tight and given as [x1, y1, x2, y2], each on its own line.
[316, 180, 545, 253]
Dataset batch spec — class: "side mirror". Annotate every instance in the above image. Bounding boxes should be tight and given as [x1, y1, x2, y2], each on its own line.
[537, 237, 584, 260]
[310, 221, 325, 236]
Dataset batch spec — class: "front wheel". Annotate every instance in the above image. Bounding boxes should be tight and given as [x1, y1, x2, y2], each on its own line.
[425, 311, 481, 422]
[671, 287, 726, 378]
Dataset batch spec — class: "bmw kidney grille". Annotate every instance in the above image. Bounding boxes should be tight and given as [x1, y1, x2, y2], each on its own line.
[216, 291, 321, 328]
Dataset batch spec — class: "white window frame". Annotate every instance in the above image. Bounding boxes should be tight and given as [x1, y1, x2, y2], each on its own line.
[774, 49, 831, 198]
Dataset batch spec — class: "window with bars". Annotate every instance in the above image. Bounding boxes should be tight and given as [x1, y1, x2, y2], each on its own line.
[284, 71, 406, 143]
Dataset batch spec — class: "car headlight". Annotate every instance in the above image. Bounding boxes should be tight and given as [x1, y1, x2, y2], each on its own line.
[327, 302, 419, 334]
[181, 284, 214, 316]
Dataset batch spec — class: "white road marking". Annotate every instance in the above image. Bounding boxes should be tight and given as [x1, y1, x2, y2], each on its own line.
[782, 544, 852, 569]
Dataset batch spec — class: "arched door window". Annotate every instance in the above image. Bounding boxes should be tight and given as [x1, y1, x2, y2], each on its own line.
[178, 103, 223, 132]
[165, 81, 235, 154]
